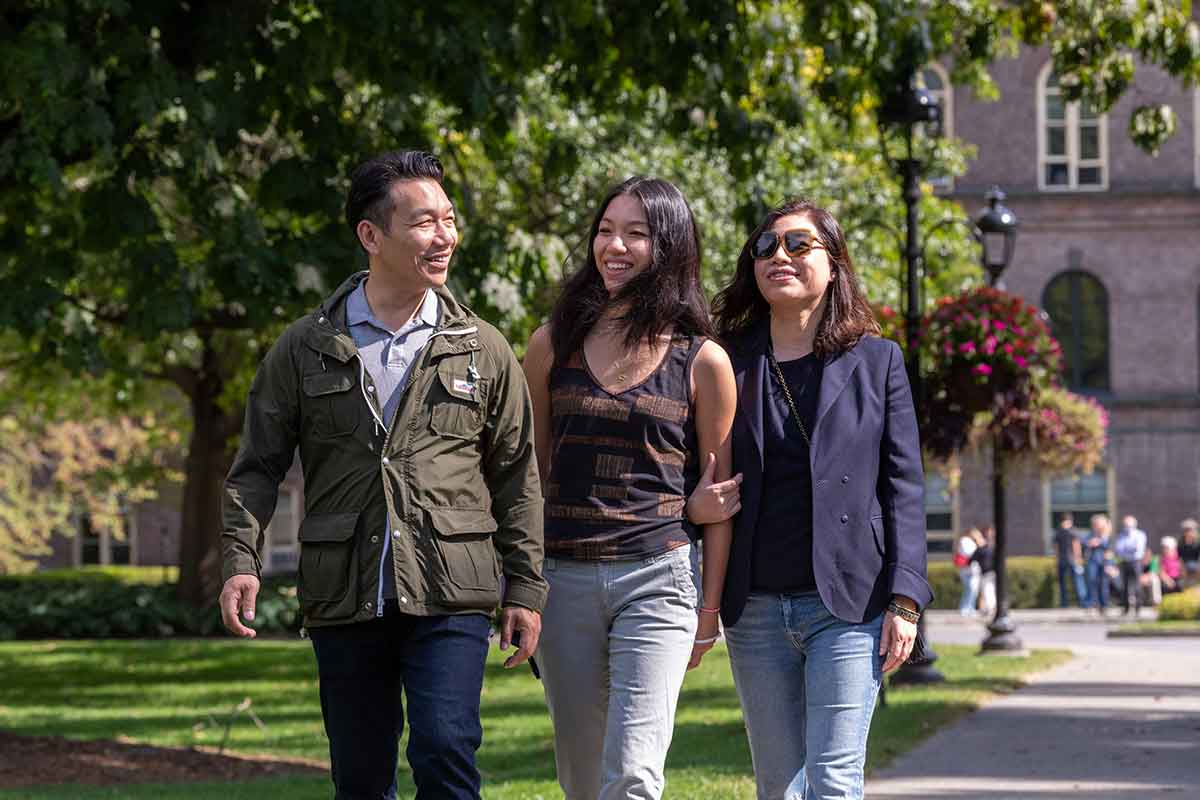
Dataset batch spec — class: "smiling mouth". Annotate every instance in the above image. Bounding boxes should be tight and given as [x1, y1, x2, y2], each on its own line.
[604, 260, 635, 273]
[767, 268, 798, 280]
[424, 253, 451, 268]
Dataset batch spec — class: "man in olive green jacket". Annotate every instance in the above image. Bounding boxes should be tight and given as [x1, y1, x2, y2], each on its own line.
[218, 150, 545, 800]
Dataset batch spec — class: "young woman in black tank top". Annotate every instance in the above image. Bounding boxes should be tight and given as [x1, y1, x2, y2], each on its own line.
[523, 177, 736, 800]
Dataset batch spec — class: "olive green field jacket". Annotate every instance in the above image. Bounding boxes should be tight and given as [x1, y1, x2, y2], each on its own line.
[221, 272, 547, 627]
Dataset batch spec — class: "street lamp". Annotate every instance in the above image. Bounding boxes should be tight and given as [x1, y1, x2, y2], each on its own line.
[973, 187, 1023, 654]
[878, 77, 945, 685]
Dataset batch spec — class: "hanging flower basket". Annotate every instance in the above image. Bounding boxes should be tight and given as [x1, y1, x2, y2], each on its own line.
[987, 387, 1109, 477]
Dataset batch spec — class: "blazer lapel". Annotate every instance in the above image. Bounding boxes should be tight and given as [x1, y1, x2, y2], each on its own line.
[736, 321, 770, 470]
[813, 345, 863, 443]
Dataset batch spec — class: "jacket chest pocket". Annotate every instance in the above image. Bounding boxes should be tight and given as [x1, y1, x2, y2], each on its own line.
[302, 370, 360, 439]
[428, 361, 486, 440]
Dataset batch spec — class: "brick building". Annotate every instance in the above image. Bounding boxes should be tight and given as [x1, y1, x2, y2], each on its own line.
[925, 46, 1200, 557]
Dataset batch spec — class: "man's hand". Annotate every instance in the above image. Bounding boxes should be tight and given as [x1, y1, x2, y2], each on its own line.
[498, 606, 541, 669]
[686, 452, 743, 525]
[219, 574, 261, 639]
[880, 596, 917, 674]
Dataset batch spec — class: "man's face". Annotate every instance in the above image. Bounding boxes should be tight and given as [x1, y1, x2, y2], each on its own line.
[366, 179, 458, 289]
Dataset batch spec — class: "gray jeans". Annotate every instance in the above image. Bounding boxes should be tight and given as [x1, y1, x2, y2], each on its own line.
[537, 544, 699, 800]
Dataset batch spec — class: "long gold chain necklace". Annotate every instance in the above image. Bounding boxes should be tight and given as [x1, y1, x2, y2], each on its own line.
[767, 340, 812, 448]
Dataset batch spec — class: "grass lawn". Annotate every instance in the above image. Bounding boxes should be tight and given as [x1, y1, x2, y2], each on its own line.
[1109, 619, 1200, 637]
[0, 639, 1069, 799]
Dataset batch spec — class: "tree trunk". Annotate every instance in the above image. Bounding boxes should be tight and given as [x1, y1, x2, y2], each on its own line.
[176, 342, 244, 609]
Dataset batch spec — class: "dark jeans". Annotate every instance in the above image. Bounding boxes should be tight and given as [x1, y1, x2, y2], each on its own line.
[1057, 561, 1087, 607]
[1118, 561, 1143, 613]
[309, 603, 491, 800]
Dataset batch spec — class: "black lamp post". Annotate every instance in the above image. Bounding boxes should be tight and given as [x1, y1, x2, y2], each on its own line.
[878, 77, 946, 685]
[973, 187, 1024, 653]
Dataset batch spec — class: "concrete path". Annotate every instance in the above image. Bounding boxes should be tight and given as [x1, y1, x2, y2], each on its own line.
[867, 610, 1200, 799]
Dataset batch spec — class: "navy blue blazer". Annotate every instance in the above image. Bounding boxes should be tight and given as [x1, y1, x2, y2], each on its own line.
[721, 323, 933, 627]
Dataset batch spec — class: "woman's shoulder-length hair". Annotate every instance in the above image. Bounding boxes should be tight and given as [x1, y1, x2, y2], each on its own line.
[548, 176, 714, 366]
[712, 198, 880, 358]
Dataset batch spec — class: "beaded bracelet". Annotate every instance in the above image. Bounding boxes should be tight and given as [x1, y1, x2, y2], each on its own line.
[698, 606, 720, 615]
[887, 601, 920, 624]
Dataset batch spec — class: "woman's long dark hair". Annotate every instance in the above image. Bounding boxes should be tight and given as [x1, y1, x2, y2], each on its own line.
[712, 198, 879, 357]
[549, 176, 714, 365]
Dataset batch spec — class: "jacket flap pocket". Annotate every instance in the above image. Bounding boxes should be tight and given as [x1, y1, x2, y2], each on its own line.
[303, 372, 354, 397]
[436, 362, 483, 402]
[427, 507, 498, 538]
[298, 511, 360, 543]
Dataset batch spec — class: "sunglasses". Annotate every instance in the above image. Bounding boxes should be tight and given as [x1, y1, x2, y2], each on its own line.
[750, 229, 827, 260]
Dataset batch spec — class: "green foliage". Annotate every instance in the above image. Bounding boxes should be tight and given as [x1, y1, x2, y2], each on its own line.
[0, 570, 298, 639]
[1159, 585, 1200, 621]
[926, 555, 1057, 610]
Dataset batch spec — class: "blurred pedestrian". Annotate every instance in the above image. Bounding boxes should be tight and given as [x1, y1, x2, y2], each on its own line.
[1053, 514, 1087, 607]
[1114, 515, 1148, 615]
[1178, 520, 1200, 583]
[1084, 514, 1112, 612]
[1158, 536, 1184, 596]
[954, 528, 982, 616]
[972, 526, 996, 618]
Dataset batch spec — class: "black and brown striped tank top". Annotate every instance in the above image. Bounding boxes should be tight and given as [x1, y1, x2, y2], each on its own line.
[544, 336, 704, 560]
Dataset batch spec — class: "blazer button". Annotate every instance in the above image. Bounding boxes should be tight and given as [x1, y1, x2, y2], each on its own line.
[840, 514, 849, 523]
[841, 475, 849, 484]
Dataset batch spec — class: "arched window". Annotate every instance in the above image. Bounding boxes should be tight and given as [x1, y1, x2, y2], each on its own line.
[919, 64, 953, 189]
[1043, 270, 1110, 391]
[1038, 64, 1108, 191]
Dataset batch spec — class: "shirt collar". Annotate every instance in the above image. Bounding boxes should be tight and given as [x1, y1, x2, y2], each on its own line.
[346, 282, 440, 332]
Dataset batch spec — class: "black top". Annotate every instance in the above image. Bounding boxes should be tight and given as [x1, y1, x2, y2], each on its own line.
[1053, 527, 1079, 563]
[972, 544, 995, 574]
[543, 337, 703, 560]
[1180, 539, 1200, 562]
[751, 352, 823, 592]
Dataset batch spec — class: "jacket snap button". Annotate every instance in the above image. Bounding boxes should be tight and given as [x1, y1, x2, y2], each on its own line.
[840, 514, 849, 523]
[363, 601, 373, 610]
[370, 535, 379, 543]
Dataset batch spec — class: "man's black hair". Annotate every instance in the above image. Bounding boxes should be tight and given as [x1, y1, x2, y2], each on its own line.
[345, 150, 444, 246]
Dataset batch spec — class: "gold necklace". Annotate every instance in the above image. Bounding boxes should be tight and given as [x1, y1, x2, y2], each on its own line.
[767, 341, 812, 448]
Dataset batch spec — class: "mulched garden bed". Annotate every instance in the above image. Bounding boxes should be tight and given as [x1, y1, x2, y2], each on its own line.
[0, 730, 327, 788]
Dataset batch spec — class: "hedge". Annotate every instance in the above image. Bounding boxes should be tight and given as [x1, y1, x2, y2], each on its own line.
[1159, 585, 1200, 621]
[0, 568, 299, 640]
[926, 555, 1057, 610]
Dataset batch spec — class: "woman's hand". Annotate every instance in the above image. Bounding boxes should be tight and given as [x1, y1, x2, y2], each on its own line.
[879, 597, 918, 673]
[688, 609, 721, 670]
[686, 452, 743, 525]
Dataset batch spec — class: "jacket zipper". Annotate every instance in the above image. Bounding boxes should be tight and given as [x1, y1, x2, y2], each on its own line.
[360, 323, 479, 618]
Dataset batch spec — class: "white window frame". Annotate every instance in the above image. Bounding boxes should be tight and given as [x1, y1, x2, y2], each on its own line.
[72, 508, 139, 566]
[263, 486, 302, 575]
[925, 472, 959, 561]
[1194, 88, 1199, 190]
[919, 63, 954, 191]
[1037, 62, 1109, 192]
[1042, 466, 1115, 553]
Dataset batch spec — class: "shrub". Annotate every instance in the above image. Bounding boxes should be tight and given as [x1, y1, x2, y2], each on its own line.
[1159, 586, 1200, 621]
[926, 556, 1056, 611]
[0, 569, 299, 640]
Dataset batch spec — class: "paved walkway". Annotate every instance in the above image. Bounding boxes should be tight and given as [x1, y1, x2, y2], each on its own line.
[867, 610, 1200, 799]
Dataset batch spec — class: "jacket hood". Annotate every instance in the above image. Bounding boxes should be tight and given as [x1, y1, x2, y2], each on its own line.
[317, 270, 476, 330]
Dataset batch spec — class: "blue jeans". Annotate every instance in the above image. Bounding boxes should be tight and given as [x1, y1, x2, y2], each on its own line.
[1057, 561, 1087, 607]
[724, 592, 883, 800]
[309, 603, 491, 800]
[1085, 559, 1109, 608]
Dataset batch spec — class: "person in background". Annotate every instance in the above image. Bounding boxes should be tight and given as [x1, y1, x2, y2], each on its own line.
[1053, 514, 1087, 608]
[1114, 515, 1148, 615]
[1177, 520, 1200, 583]
[1157, 536, 1184, 596]
[1084, 514, 1113, 613]
[955, 528, 982, 616]
[1139, 549, 1162, 607]
[973, 526, 997, 619]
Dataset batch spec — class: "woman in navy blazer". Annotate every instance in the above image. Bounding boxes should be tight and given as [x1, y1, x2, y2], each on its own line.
[689, 199, 932, 800]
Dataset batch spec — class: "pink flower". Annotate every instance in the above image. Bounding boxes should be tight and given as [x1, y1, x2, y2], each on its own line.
[1014, 355, 1028, 368]
[959, 341, 976, 353]
[973, 363, 993, 376]
[993, 321, 1007, 332]
[1012, 325, 1025, 336]
[979, 318, 991, 331]
[1003, 343, 1014, 354]
[983, 335, 998, 355]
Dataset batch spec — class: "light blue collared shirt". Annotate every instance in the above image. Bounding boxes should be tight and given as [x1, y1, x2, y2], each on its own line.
[345, 282, 440, 429]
